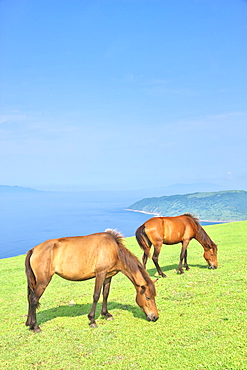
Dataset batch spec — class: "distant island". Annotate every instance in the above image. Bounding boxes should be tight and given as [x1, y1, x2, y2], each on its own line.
[127, 190, 247, 221]
[0, 185, 39, 193]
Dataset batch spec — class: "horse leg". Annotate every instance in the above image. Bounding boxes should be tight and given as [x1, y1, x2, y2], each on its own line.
[152, 243, 166, 277]
[26, 282, 48, 333]
[178, 240, 190, 274]
[101, 277, 113, 321]
[88, 272, 106, 328]
[142, 252, 149, 269]
[26, 286, 34, 327]
[183, 249, 190, 271]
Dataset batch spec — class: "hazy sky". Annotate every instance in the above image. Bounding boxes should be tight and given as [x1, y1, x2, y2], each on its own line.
[0, 0, 246, 191]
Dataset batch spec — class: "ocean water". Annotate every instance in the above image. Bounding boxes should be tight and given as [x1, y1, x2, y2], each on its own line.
[0, 190, 218, 259]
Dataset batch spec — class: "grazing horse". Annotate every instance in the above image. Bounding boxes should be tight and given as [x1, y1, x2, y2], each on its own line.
[25, 229, 158, 332]
[135, 214, 218, 277]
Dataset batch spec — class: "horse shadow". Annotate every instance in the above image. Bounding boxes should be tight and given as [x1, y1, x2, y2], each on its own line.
[146, 264, 177, 277]
[146, 263, 208, 277]
[187, 264, 208, 270]
[37, 301, 145, 326]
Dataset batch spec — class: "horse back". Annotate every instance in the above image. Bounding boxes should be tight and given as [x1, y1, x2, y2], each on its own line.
[29, 233, 120, 282]
[145, 215, 197, 245]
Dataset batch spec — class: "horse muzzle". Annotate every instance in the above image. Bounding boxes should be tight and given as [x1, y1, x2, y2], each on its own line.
[208, 265, 217, 269]
[147, 313, 159, 322]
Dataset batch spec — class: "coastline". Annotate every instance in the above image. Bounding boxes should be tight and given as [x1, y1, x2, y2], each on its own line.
[125, 208, 232, 223]
[125, 208, 161, 216]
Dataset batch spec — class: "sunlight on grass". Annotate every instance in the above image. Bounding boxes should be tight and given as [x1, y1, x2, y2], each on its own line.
[0, 222, 246, 369]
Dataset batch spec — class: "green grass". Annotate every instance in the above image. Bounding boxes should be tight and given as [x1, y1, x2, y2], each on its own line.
[0, 221, 246, 369]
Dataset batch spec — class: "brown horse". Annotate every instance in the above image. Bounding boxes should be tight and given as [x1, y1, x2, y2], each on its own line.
[25, 229, 158, 332]
[135, 214, 218, 277]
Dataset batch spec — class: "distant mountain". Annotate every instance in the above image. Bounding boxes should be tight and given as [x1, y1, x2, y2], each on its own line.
[127, 190, 247, 221]
[157, 182, 222, 195]
[124, 182, 223, 199]
[0, 185, 40, 193]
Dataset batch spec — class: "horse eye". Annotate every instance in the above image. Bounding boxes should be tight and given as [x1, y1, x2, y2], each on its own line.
[145, 296, 150, 301]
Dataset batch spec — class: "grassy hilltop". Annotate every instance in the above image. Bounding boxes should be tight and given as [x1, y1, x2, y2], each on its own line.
[128, 190, 247, 221]
[0, 221, 246, 369]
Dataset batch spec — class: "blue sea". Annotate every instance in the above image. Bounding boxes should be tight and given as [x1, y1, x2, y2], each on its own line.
[0, 190, 219, 259]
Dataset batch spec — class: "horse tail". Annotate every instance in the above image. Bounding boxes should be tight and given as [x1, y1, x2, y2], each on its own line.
[25, 249, 37, 292]
[135, 224, 152, 258]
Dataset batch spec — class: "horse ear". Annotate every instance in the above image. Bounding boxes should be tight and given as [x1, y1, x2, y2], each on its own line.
[140, 285, 146, 295]
[153, 278, 158, 284]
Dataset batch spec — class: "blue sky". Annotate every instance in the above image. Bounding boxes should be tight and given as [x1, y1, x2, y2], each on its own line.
[0, 0, 247, 191]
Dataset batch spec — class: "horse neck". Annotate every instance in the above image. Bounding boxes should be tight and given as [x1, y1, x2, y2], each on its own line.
[121, 262, 147, 288]
[117, 245, 148, 287]
[195, 225, 215, 250]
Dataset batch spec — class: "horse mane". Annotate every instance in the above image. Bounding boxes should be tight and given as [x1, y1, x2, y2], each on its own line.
[105, 229, 156, 296]
[183, 213, 218, 252]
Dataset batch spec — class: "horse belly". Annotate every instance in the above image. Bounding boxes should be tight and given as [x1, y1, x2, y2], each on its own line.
[163, 233, 182, 245]
[55, 257, 96, 281]
[53, 242, 118, 281]
[52, 245, 97, 281]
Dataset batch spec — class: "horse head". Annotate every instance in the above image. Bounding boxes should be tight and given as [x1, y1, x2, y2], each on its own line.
[203, 245, 218, 269]
[135, 283, 159, 322]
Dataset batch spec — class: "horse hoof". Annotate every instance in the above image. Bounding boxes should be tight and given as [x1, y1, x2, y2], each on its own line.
[160, 273, 167, 278]
[89, 323, 98, 328]
[106, 316, 114, 321]
[30, 327, 41, 333]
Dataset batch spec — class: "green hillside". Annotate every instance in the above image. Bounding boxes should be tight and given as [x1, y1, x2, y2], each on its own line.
[128, 190, 247, 221]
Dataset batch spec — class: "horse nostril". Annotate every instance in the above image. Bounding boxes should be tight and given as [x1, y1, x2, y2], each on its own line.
[147, 314, 158, 322]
